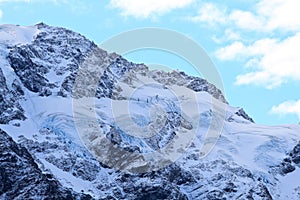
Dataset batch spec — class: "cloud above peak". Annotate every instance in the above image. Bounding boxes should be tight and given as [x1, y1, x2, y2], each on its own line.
[188, 3, 226, 26]
[191, 0, 300, 32]
[271, 100, 300, 120]
[109, 0, 194, 18]
[217, 33, 300, 89]
[188, 0, 300, 89]
[257, 0, 300, 31]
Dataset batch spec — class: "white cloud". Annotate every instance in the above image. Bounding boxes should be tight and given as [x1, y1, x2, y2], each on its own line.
[212, 29, 241, 44]
[215, 41, 246, 60]
[271, 100, 300, 120]
[229, 10, 264, 31]
[191, 0, 300, 32]
[224, 29, 241, 41]
[216, 38, 277, 60]
[109, 0, 194, 18]
[188, 3, 226, 25]
[188, 1, 300, 89]
[216, 33, 300, 89]
[230, 0, 300, 32]
[257, 0, 300, 31]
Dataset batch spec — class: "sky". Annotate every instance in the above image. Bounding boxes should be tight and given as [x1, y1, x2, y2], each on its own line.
[0, 0, 300, 125]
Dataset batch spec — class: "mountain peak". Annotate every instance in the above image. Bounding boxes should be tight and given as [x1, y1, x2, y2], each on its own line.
[0, 24, 39, 46]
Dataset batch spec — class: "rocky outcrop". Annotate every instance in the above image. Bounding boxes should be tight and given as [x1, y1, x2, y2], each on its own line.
[0, 69, 25, 124]
[8, 23, 97, 97]
[277, 141, 300, 175]
[235, 108, 255, 123]
[290, 142, 300, 166]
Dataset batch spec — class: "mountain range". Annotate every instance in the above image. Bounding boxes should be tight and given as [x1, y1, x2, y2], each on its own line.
[0, 23, 300, 200]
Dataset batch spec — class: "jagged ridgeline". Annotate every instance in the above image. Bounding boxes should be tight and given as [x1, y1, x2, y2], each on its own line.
[0, 23, 300, 199]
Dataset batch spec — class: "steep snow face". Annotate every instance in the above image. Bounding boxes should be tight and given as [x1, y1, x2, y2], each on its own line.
[0, 24, 38, 46]
[0, 23, 300, 199]
[0, 25, 38, 124]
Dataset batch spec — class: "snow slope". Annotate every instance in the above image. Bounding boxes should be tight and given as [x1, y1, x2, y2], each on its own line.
[0, 24, 38, 46]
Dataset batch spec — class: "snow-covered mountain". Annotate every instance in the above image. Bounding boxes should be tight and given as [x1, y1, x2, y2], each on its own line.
[0, 23, 300, 200]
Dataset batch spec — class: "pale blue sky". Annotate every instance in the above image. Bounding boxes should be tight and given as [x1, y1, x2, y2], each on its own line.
[1, 0, 300, 125]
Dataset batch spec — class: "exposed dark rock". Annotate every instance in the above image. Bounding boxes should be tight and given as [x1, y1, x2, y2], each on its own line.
[0, 129, 93, 199]
[8, 23, 97, 97]
[280, 161, 296, 174]
[19, 127, 101, 182]
[116, 172, 188, 200]
[187, 77, 227, 104]
[291, 142, 300, 166]
[235, 108, 255, 123]
[0, 69, 25, 124]
[277, 141, 300, 175]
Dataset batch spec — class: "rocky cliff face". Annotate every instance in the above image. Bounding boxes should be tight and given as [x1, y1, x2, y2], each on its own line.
[7, 23, 97, 97]
[0, 23, 300, 199]
[0, 68, 25, 124]
[0, 129, 92, 200]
